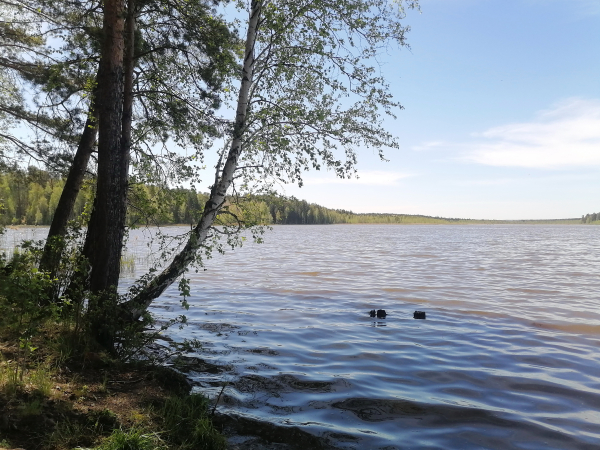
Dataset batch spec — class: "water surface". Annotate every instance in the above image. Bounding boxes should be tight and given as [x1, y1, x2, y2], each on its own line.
[3, 225, 600, 449]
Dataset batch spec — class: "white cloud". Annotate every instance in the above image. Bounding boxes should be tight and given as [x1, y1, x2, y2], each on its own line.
[412, 141, 446, 152]
[461, 98, 600, 169]
[303, 170, 415, 186]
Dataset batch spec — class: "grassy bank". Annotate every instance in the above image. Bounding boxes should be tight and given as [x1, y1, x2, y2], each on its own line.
[0, 246, 227, 450]
[0, 326, 226, 450]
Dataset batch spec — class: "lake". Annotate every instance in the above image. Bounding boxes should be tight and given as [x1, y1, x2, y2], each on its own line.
[2, 224, 600, 449]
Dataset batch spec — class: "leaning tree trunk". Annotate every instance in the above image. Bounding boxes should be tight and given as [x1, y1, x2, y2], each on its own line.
[39, 95, 98, 276]
[122, 0, 262, 320]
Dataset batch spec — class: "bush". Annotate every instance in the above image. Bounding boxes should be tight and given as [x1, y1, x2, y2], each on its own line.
[0, 244, 57, 384]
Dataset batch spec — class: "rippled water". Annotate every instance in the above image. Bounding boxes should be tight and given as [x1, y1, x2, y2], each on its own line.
[3, 225, 600, 449]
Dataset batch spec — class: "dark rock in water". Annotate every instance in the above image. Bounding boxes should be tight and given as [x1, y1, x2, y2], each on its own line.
[369, 310, 376, 317]
[376, 309, 387, 318]
[414, 311, 426, 319]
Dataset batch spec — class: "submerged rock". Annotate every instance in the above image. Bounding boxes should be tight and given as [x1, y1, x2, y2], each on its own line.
[369, 309, 387, 318]
[214, 413, 328, 450]
[377, 309, 387, 318]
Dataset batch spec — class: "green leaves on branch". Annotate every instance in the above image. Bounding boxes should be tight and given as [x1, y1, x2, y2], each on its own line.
[232, 0, 419, 189]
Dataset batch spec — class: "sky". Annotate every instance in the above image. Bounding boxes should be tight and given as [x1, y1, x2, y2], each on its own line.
[268, 0, 600, 220]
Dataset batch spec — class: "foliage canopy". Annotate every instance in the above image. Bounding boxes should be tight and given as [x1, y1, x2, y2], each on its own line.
[1, 0, 421, 349]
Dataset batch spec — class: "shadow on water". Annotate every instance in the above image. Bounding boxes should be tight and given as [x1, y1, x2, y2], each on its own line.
[217, 390, 600, 450]
[213, 413, 337, 450]
[326, 397, 598, 450]
[185, 360, 600, 450]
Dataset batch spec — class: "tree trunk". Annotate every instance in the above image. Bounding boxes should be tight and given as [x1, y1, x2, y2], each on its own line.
[39, 97, 98, 275]
[122, 0, 262, 320]
[82, 0, 138, 348]
[120, 0, 135, 204]
[84, 0, 127, 293]
[80, 0, 126, 347]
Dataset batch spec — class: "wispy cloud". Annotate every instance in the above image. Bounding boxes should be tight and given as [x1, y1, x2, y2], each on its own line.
[412, 141, 446, 152]
[304, 170, 415, 186]
[578, 0, 600, 15]
[529, 0, 600, 17]
[453, 172, 599, 186]
[461, 98, 600, 169]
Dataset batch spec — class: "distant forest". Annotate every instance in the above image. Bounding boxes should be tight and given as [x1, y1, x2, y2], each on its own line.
[581, 212, 600, 224]
[0, 166, 587, 226]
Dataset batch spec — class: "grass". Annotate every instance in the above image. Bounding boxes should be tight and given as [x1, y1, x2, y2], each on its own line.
[28, 364, 54, 396]
[0, 248, 228, 450]
[0, 324, 227, 450]
[21, 397, 44, 416]
[0, 359, 20, 396]
[96, 428, 164, 450]
[0, 353, 228, 450]
[120, 253, 136, 275]
[0, 356, 53, 398]
[160, 395, 226, 450]
[46, 419, 96, 449]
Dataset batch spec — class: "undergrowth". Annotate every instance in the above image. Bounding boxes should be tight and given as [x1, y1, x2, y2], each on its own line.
[0, 244, 227, 450]
[160, 394, 227, 450]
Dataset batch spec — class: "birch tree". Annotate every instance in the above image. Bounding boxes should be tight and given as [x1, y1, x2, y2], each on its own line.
[124, 0, 419, 319]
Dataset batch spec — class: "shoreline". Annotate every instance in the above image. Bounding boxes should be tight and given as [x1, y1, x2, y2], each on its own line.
[2, 220, 589, 230]
[0, 331, 329, 450]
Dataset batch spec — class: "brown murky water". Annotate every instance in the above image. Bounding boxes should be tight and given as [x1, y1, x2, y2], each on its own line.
[4, 225, 600, 449]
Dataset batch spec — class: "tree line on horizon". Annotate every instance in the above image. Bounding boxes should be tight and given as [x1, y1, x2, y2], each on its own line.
[581, 213, 600, 224]
[0, 166, 469, 226]
[0, 166, 586, 227]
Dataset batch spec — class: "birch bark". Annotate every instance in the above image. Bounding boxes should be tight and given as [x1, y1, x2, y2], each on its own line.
[123, 0, 263, 319]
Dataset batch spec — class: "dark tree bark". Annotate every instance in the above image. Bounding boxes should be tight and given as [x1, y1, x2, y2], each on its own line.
[120, 0, 135, 199]
[81, 0, 125, 315]
[79, 0, 139, 347]
[39, 97, 98, 274]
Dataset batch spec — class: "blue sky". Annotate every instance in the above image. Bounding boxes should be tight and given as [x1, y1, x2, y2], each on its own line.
[276, 0, 600, 220]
